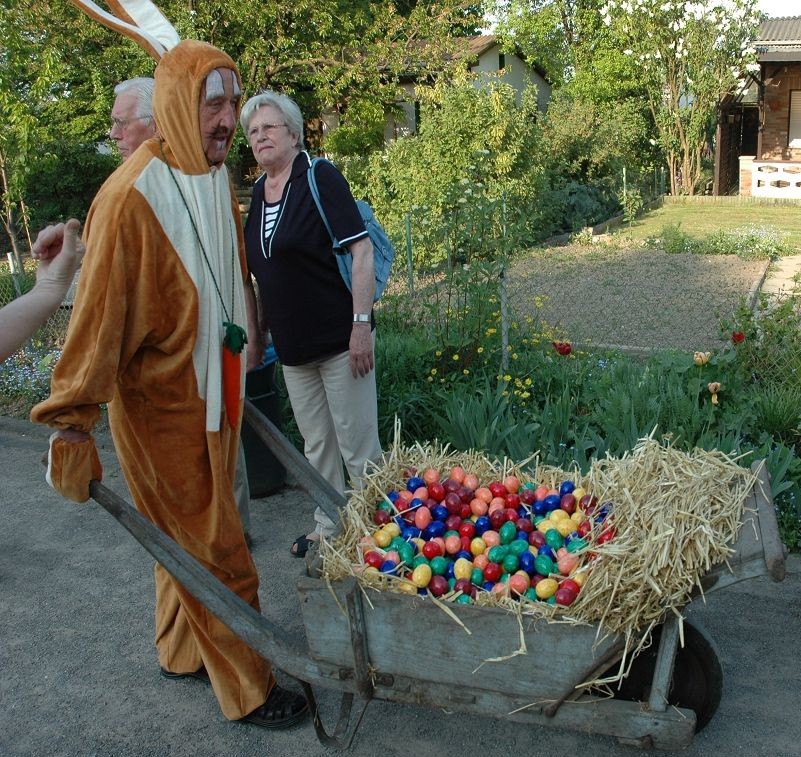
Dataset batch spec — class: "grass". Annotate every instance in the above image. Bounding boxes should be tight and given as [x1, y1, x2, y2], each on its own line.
[621, 198, 801, 252]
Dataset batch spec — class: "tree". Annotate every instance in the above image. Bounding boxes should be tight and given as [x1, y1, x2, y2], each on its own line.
[601, 0, 761, 195]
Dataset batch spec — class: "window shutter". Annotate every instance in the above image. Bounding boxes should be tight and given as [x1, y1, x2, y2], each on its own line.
[790, 90, 801, 148]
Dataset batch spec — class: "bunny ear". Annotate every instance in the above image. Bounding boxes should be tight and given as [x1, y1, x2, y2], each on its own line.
[105, 1, 180, 51]
[67, 0, 179, 60]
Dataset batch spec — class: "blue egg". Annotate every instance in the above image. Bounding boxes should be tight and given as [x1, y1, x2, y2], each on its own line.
[409, 497, 424, 509]
[518, 551, 536, 575]
[423, 521, 446, 540]
[563, 532, 579, 545]
[533, 500, 547, 516]
[516, 530, 530, 541]
[474, 515, 491, 535]
[406, 476, 425, 492]
[559, 481, 575, 496]
[544, 494, 561, 511]
[387, 490, 400, 502]
[379, 560, 398, 573]
[517, 506, 529, 519]
[537, 545, 556, 560]
[432, 504, 449, 522]
[445, 562, 455, 580]
[393, 515, 406, 528]
[482, 581, 495, 592]
[455, 550, 473, 562]
[598, 503, 612, 518]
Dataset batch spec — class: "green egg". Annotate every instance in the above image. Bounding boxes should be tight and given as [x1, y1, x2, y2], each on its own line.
[471, 568, 484, 585]
[566, 538, 588, 553]
[502, 554, 519, 573]
[430, 556, 448, 575]
[509, 540, 529, 556]
[499, 521, 517, 545]
[487, 545, 508, 563]
[524, 588, 538, 601]
[456, 594, 472, 604]
[412, 555, 429, 569]
[534, 555, 555, 576]
[545, 529, 564, 549]
[398, 544, 414, 566]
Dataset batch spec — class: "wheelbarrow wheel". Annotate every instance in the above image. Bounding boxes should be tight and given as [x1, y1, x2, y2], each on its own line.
[611, 620, 723, 732]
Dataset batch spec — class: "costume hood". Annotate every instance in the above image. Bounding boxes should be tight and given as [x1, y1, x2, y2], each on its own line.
[154, 39, 242, 176]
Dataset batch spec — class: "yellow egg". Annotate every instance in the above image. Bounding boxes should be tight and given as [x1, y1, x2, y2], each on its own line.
[535, 578, 559, 599]
[470, 537, 487, 556]
[411, 537, 425, 552]
[572, 486, 586, 502]
[396, 580, 418, 595]
[453, 557, 473, 580]
[571, 570, 588, 587]
[373, 529, 392, 548]
[411, 564, 433, 588]
[383, 522, 401, 538]
[537, 519, 555, 534]
[556, 519, 576, 537]
[571, 510, 587, 524]
[550, 509, 569, 522]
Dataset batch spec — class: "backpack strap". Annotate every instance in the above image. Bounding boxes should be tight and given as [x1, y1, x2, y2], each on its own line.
[307, 157, 344, 253]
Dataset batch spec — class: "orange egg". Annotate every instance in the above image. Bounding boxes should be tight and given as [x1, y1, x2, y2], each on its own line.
[397, 490, 414, 503]
[473, 553, 489, 570]
[491, 582, 511, 598]
[482, 530, 500, 548]
[534, 485, 549, 500]
[449, 465, 466, 484]
[508, 573, 529, 595]
[475, 487, 493, 504]
[488, 497, 506, 514]
[463, 473, 480, 490]
[358, 535, 376, 551]
[470, 498, 489, 517]
[444, 534, 462, 554]
[423, 467, 441, 485]
[503, 475, 521, 493]
[414, 507, 432, 530]
[413, 486, 428, 500]
[432, 536, 446, 553]
[385, 550, 400, 563]
[558, 554, 579, 575]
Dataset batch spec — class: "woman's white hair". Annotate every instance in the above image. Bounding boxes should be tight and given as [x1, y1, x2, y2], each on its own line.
[240, 90, 305, 150]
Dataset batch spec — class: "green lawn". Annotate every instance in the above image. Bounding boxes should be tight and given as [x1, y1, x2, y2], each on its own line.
[620, 198, 801, 252]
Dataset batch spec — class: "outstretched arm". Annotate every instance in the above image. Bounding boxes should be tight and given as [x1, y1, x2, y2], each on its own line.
[0, 219, 83, 363]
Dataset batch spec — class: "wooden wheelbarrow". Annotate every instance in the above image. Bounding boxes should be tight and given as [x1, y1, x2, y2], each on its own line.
[86, 399, 787, 751]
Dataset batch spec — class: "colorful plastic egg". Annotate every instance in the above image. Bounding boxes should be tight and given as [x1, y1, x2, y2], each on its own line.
[534, 555, 555, 576]
[429, 556, 448, 576]
[453, 557, 473, 580]
[411, 564, 432, 588]
[535, 578, 558, 599]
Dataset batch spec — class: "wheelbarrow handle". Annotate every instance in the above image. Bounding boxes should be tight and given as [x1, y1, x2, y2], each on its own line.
[243, 398, 346, 527]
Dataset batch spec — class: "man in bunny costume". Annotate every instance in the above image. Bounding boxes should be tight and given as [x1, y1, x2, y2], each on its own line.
[32, 38, 307, 729]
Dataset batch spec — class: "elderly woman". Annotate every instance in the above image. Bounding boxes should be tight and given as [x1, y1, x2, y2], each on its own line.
[241, 91, 382, 557]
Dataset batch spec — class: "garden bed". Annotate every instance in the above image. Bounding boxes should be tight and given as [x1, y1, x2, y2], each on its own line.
[507, 245, 768, 353]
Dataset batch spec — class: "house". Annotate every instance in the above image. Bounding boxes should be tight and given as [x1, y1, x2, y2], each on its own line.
[320, 35, 552, 143]
[382, 35, 552, 141]
[715, 16, 801, 197]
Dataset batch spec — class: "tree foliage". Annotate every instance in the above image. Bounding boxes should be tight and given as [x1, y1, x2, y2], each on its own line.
[601, 0, 761, 195]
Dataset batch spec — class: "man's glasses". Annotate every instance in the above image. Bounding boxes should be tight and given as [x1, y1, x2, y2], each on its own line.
[110, 115, 152, 131]
[247, 123, 287, 140]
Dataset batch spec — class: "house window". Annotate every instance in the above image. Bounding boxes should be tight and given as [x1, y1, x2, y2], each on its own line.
[498, 52, 505, 70]
[790, 90, 801, 148]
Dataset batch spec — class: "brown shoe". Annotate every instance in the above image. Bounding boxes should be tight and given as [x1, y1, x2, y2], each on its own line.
[240, 686, 309, 729]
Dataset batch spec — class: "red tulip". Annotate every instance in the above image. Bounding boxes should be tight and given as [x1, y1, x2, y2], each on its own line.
[732, 331, 745, 344]
[552, 341, 572, 356]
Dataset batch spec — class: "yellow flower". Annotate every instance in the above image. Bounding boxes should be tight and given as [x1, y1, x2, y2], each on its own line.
[452, 354, 459, 361]
[693, 351, 711, 366]
[486, 328, 497, 336]
[525, 378, 532, 386]
[430, 368, 437, 376]
[503, 374, 512, 382]
[463, 369, 470, 375]
[512, 353, 518, 360]
[427, 376, 433, 382]
[435, 350, 442, 357]
[708, 381, 721, 405]
[477, 346, 484, 354]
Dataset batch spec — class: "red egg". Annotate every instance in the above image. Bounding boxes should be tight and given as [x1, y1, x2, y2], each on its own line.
[488, 481, 508, 499]
[483, 562, 502, 583]
[459, 521, 476, 539]
[458, 485, 475, 504]
[454, 578, 475, 598]
[373, 509, 390, 525]
[445, 514, 463, 532]
[515, 518, 533, 534]
[559, 494, 576, 515]
[555, 586, 578, 606]
[560, 578, 581, 595]
[423, 541, 443, 560]
[428, 481, 446, 501]
[429, 575, 448, 597]
[528, 531, 546, 548]
[489, 510, 506, 530]
[443, 479, 461, 494]
[364, 551, 383, 569]
[577, 520, 592, 537]
[504, 507, 519, 522]
[597, 527, 616, 545]
[459, 503, 472, 520]
[505, 493, 521, 509]
[444, 492, 462, 514]
[580, 494, 598, 513]
[520, 489, 537, 505]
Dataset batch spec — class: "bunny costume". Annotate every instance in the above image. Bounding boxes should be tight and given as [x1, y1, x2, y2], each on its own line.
[32, 38, 275, 720]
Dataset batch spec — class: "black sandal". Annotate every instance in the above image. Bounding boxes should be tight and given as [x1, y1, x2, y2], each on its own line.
[240, 685, 309, 729]
[290, 534, 317, 558]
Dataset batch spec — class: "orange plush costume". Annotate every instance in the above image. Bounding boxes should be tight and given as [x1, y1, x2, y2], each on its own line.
[31, 40, 273, 720]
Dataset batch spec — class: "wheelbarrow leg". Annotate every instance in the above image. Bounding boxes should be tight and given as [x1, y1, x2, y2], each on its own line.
[648, 615, 681, 712]
[301, 685, 370, 750]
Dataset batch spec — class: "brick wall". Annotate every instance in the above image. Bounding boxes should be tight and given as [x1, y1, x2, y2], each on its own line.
[761, 62, 801, 160]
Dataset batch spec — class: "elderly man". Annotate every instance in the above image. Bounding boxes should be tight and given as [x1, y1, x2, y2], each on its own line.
[31, 41, 307, 729]
[110, 74, 254, 546]
[109, 77, 157, 160]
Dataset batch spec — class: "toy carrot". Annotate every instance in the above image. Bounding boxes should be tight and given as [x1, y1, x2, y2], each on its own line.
[222, 322, 247, 428]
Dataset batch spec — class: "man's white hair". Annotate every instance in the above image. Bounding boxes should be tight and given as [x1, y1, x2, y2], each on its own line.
[114, 77, 155, 119]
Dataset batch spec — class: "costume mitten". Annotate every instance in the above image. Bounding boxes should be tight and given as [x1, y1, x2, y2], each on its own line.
[45, 432, 103, 503]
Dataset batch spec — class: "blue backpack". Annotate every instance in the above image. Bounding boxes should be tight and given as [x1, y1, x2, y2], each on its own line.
[307, 157, 395, 302]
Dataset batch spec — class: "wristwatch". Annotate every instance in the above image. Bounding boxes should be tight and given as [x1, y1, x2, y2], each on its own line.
[353, 313, 371, 323]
